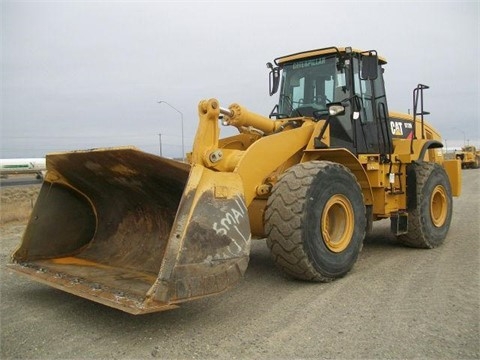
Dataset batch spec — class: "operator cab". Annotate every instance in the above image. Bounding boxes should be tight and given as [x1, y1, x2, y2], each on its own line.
[269, 47, 393, 157]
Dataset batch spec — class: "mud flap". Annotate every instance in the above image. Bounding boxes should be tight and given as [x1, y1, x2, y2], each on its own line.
[9, 147, 251, 314]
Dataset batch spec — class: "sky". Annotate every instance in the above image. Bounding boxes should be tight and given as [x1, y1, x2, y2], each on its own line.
[1, 0, 479, 159]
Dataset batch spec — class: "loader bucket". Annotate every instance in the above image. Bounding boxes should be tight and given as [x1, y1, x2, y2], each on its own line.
[9, 147, 251, 314]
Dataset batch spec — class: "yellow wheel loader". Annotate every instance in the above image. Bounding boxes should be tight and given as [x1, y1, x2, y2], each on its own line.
[9, 46, 462, 314]
[455, 145, 480, 169]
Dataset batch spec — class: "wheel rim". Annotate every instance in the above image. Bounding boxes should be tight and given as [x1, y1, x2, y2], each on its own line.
[321, 194, 354, 253]
[430, 185, 448, 227]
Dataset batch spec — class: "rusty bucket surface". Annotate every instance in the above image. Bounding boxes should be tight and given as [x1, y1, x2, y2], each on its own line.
[9, 147, 251, 314]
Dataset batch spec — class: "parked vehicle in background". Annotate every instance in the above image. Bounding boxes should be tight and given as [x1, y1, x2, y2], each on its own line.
[455, 146, 480, 169]
[0, 158, 46, 179]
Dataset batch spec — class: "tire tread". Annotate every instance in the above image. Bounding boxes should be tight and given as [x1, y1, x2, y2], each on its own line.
[265, 161, 363, 282]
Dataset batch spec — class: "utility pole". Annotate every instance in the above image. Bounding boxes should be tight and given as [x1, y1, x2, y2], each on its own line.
[158, 133, 162, 156]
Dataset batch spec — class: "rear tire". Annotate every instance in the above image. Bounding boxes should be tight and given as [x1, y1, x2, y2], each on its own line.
[265, 161, 366, 282]
[398, 162, 453, 248]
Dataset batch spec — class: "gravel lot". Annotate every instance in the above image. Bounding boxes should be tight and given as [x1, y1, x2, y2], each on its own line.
[1, 170, 479, 359]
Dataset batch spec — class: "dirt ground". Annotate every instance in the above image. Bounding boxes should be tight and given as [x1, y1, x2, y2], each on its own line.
[1, 171, 479, 359]
[0, 183, 40, 224]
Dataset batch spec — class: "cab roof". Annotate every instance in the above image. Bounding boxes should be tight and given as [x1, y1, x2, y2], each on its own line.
[274, 46, 387, 66]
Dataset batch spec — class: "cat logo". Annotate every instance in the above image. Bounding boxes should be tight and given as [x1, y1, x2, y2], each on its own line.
[390, 121, 404, 136]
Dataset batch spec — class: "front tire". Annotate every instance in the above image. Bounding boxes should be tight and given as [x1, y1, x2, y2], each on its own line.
[265, 161, 366, 282]
[398, 162, 453, 248]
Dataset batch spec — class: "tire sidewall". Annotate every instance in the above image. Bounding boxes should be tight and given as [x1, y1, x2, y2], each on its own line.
[303, 164, 365, 278]
[419, 165, 453, 245]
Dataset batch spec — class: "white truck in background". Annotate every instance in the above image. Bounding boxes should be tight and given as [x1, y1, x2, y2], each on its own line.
[0, 158, 46, 179]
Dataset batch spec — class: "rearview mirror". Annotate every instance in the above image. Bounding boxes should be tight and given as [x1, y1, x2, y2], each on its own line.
[267, 62, 280, 96]
[361, 52, 378, 80]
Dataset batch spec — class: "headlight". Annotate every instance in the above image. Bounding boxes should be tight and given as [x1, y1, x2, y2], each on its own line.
[328, 104, 345, 116]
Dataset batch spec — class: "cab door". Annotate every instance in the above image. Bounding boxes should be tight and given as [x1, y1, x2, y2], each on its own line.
[351, 56, 393, 156]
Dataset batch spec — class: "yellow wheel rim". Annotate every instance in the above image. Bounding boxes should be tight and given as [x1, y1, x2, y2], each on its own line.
[430, 185, 448, 227]
[321, 194, 354, 253]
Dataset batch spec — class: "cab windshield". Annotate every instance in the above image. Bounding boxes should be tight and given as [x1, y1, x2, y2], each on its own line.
[278, 55, 347, 118]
